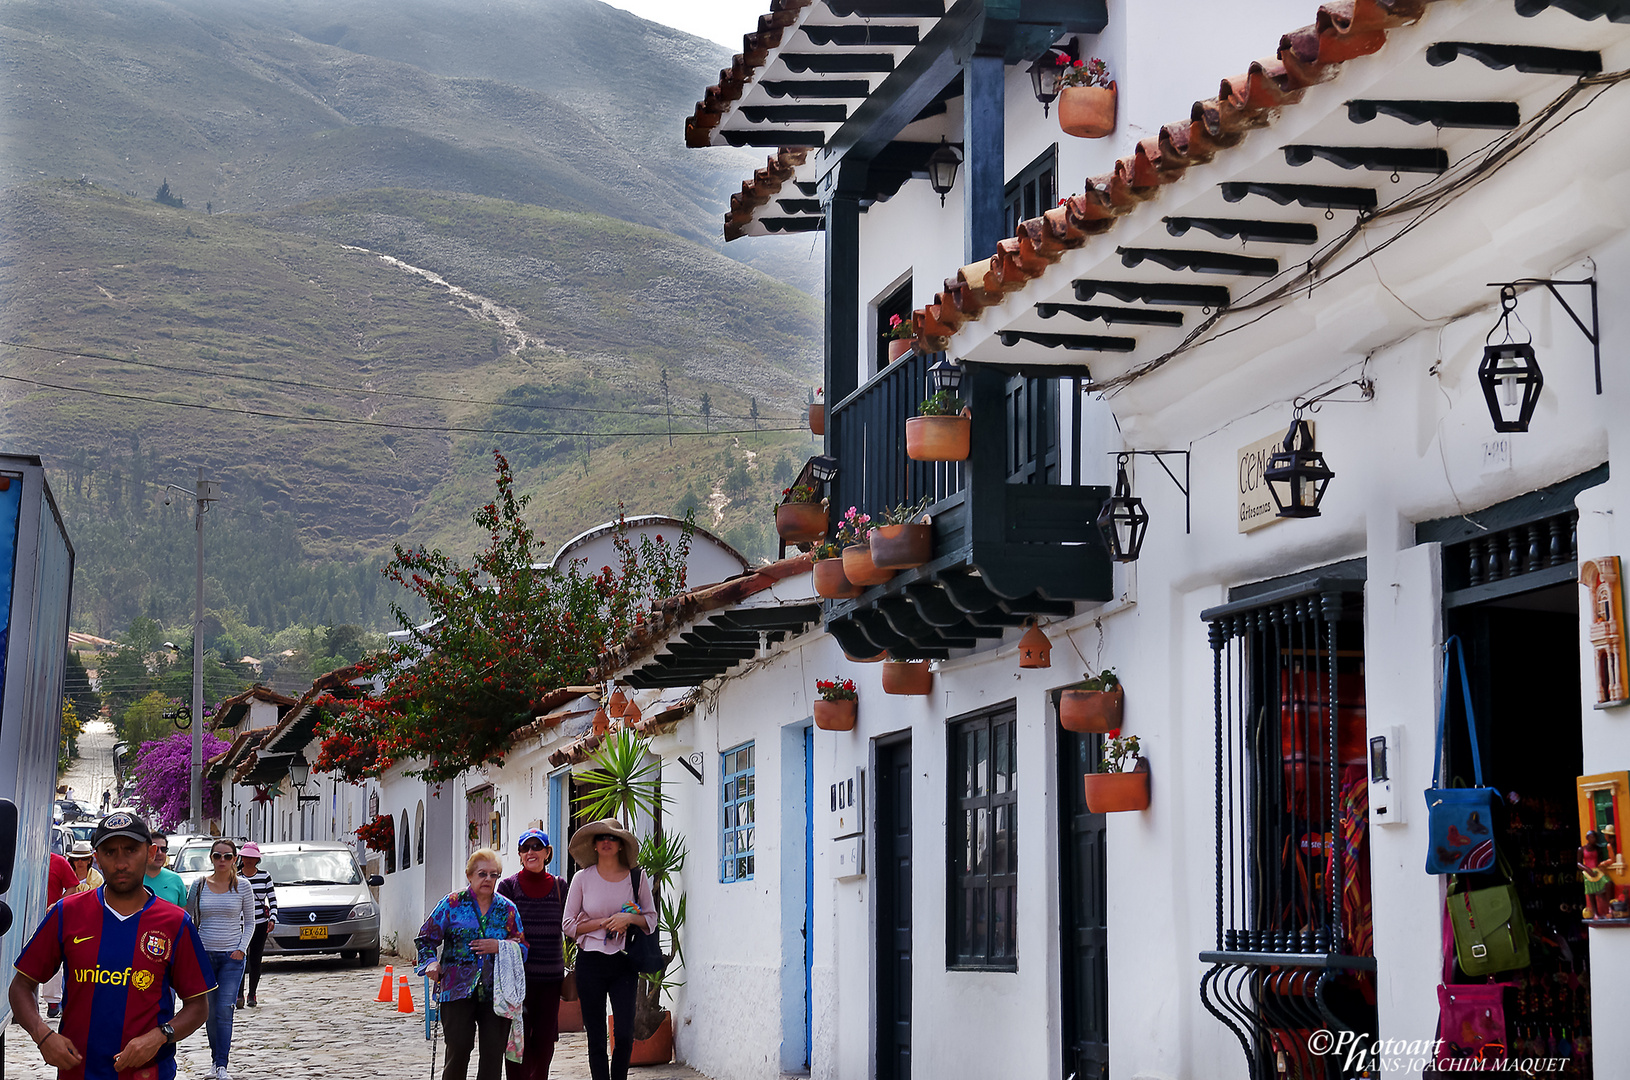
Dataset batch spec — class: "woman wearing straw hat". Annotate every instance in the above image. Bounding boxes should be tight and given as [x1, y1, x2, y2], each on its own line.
[65, 841, 103, 893]
[562, 819, 655, 1080]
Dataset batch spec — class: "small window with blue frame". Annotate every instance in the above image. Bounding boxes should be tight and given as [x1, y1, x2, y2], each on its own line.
[721, 742, 756, 882]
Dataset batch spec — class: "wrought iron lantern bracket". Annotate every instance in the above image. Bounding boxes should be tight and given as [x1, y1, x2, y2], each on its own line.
[1486, 276, 1601, 394]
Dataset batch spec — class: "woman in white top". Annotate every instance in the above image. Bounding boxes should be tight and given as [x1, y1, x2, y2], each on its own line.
[562, 819, 656, 1080]
[185, 838, 256, 1080]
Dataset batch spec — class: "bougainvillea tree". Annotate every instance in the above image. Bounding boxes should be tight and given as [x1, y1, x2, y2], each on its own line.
[131, 730, 230, 831]
[317, 451, 693, 784]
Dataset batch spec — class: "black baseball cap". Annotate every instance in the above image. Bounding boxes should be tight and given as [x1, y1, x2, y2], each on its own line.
[92, 811, 154, 849]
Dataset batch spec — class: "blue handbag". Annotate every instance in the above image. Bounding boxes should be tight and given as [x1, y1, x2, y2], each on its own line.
[1424, 636, 1498, 874]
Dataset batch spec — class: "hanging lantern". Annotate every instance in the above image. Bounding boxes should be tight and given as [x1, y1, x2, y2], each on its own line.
[1263, 417, 1334, 519]
[607, 687, 629, 718]
[1018, 620, 1052, 668]
[926, 138, 962, 207]
[809, 455, 839, 483]
[288, 752, 312, 789]
[1095, 455, 1149, 562]
[1028, 44, 1076, 116]
[926, 358, 964, 397]
[1478, 284, 1544, 433]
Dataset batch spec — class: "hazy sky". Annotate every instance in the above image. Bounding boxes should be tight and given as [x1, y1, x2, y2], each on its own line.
[609, 0, 763, 48]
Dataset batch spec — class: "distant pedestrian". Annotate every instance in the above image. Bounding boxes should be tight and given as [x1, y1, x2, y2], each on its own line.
[145, 835, 189, 906]
[101, 789, 112, 813]
[66, 840, 103, 893]
[39, 852, 79, 1019]
[416, 848, 527, 1080]
[238, 843, 277, 1008]
[8, 812, 215, 1080]
[185, 838, 255, 1080]
[497, 829, 566, 1080]
[562, 819, 655, 1080]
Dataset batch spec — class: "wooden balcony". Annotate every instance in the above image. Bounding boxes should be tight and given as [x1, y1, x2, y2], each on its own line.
[824, 354, 1112, 659]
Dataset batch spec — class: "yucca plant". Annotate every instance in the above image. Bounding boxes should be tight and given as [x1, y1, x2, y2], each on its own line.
[574, 728, 666, 827]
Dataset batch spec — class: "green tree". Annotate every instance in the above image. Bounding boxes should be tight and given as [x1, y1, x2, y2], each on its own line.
[154, 179, 183, 208]
[64, 650, 101, 726]
[58, 700, 82, 773]
[121, 690, 177, 752]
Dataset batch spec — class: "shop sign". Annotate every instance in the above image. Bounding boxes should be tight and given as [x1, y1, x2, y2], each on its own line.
[1237, 424, 1313, 533]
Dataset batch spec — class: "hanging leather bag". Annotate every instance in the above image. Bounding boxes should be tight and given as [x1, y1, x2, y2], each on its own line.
[1446, 855, 1530, 976]
[624, 867, 664, 975]
[1424, 636, 1499, 874]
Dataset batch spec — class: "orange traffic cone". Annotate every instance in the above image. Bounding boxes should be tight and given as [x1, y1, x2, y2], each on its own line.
[397, 974, 415, 1014]
[375, 965, 394, 1002]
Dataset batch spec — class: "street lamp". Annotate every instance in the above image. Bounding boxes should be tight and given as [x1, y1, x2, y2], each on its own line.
[164, 469, 220, 832]
[289, 753, 321, 808]
[926, 138, 962, 207]
[1263, 417, 1334, 519]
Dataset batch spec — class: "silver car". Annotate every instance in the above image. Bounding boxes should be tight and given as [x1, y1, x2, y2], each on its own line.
[256, 842, 385, 966]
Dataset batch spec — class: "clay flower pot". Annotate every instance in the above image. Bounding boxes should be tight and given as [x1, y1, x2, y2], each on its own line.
[843, 647, 887, 663]
[1084, 764, 1149, 813]
[842, 544, 895, 587]
[814, 698, 857, 731]
[1059, 83, 1117, 139]
[776, 502, 828, 546]
[814, 557, 864, 600]
[870, 522, 932, 569]
[1059, 687, 1123, 733]
[610, 1012, 674, 1065]
[881, 659, 932, 696]
[887, 338, 915, 363]
[906, 414, 971, 462]
[808, 402, 826, 436]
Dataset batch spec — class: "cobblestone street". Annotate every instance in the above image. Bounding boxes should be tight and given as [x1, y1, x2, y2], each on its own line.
[8, 953, 713, 1080]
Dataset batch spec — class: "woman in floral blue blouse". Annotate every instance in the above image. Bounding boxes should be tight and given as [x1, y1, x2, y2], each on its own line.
[416, 848, 528, 1080]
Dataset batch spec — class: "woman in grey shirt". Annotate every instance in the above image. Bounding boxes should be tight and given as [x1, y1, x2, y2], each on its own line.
[186, 838, 256, 1080]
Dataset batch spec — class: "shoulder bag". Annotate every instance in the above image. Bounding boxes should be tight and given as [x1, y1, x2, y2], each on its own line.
[624, 867, 664, 975]
[1424, 636, 1499, 874]
[1447, 854, 1530, 976]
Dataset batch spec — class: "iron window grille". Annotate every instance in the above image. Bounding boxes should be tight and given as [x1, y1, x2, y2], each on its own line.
[721, 742, 756, 882]
[1198, 567, 1376, 1080]
[1004, 145, 1058, 239]
[949, 704, 1019, 970]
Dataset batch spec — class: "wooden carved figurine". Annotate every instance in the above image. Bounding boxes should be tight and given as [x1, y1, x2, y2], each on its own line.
[1580, 829, 1616, 919]
[1580, 557, 1630, 707]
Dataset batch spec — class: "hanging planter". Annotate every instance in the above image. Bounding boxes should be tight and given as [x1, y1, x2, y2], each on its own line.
[814, 556, 864, 599]
[607, 688, 629, 719]
[1084, 761, 1149, 812]
[842, 544, 895, 587]
[775, 488, 828, 546]
[808, 402, 826, 436]
[907, 389, 971, 462]
[1059, 669, 1123, 733]
[871, 515, 933, 570]
[1057, 61, 1116, 139]
[814, 677, 858, 730]
[881, 659, 932, 696]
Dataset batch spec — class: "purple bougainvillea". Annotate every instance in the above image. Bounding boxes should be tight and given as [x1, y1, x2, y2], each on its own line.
[130, 731, 230, 831]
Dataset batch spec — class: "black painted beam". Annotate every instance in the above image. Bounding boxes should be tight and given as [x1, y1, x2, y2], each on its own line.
[1219, 181, 1377, 211]
[775, 198, 824, 214]
[1164, 217, 1318, 245]
[1346, 99, 1520, 129]
[1074, 279, 1230, 308]
[740, 105, 849, 124]
[876, 596, 980, 648]
[721, 130, 827, 147]
[824, 0, 944, 15]
[1118, 247, 1278, 277]
[1036, 302, 1184, 327]
[762, 218, 825, 233]
[998, 330, 1136, 352]
[802, 25, 921, 46]
[781, 53, 898, 74]
[1425, 41, 1601, 76]
[1515, 0, 1630, 20]
[901, 582, 979, 627]
[760, 80, 872, 99]
[715, 605, 824, 629]
[1283, 145, 1448, 174]
[965, 52, 1005, 263]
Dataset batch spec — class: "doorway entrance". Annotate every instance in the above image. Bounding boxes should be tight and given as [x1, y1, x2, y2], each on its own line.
[1058, 728, 1108, 1080]
[875, 736, 913, 1080]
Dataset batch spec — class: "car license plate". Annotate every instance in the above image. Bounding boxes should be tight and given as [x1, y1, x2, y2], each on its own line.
[299, 926, 328, 940]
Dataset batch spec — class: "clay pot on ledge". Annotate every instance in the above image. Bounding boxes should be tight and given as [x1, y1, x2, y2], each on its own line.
[814, 698, 857, 731]
[887, 337, 915, 363]
[808, 402, 826, 436]
[842, 544, 896, 587]
[1084, 759, 1149, 813]
[814, 556, 864, 600]
[1059, 686, 1123, 733]
[870, 522, 932, 569]
[610, 1012, 674, 1065]
[881, 659, 932, 696]
[1059, 82, 1117, 139]
[906, 412, 971, 462]
[776, 502, 828, 546]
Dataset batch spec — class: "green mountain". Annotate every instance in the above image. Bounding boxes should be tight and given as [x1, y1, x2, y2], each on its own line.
[0, 0, 827, 643]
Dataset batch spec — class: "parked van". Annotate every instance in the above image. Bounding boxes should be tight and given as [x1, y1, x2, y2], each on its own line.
[256, 842, 384, 966]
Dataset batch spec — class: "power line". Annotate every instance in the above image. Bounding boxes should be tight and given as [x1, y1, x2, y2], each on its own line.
[0, 339, 802, 422]
[0, 373, 803, 438]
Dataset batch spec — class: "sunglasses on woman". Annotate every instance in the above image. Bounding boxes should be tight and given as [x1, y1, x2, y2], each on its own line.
[594, 834, 618, 844]
[518, 841, 547, 853]
[211, 852, 236, 861]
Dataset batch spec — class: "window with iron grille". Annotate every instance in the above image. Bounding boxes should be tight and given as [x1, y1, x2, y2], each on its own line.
[1004, 145, 1058, 238]
[721, 742, 756, 882]
[949, 704, 1018, 970]
[1198, 566, 1375, 1080]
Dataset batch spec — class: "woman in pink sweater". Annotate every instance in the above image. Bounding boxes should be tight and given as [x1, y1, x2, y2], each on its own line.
[561, 819, 656, 1080]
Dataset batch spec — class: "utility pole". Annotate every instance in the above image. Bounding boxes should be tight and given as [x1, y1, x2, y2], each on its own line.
[168, 469, 220, 833]
[661, 368, 673, 446]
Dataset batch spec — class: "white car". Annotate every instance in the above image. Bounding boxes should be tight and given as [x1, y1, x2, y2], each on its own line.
[256, 842, 384, 967]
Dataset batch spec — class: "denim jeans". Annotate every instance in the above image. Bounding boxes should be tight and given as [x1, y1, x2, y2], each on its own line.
[206, 951, 246, 1068]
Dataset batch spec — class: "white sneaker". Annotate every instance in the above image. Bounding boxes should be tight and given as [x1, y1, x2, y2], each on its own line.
[216, 1067, 232, 1080]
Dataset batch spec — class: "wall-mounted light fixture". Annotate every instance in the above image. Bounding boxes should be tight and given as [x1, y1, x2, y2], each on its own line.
[1095, 454, 1149, 563]
[1478, 276, 1600, 433]
[1027, 41, 1079, 116]
[926, 358, 964, 397]
[926, 138, 962, 207]
[808, 455, 839, 484]
[1263, 414, 1334, 519]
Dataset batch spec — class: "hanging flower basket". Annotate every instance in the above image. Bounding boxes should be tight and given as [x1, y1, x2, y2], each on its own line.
[814, 699, 857, 731]
[808, 402, 826, 436]
[814, 557, 864, 599]
[1084, 761, 1149, 812]
[842, 544, 895, 587]
[906, 413, 971, 462]
[776, 502, 828, 546]
[1059, 82, 1116, 139]
[887, 338, 915, 363]
[871, 522, 933, 569]
[881, 659, 933, 696]
[356, 814, 396, 853]
[1060, 687, 1123, 732]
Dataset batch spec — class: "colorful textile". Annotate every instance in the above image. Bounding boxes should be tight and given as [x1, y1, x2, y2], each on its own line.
[495, 939, 528, 1063]
[14, 888, 216, 1080]
[414, 889, 526, 1003]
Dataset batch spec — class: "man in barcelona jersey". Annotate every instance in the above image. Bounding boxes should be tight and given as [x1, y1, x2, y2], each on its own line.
[9, 812, 216, 1080]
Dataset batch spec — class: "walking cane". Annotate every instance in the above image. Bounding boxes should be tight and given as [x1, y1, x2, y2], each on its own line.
[425, 975, 439, 1080]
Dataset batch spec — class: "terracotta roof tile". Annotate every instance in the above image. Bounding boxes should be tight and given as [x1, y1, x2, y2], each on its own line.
[903, 0, 1446, 347]
[725, 148, 811, 241]
[685, 0, 817, 149]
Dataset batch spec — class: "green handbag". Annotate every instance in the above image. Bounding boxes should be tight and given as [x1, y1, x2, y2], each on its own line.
[1446, 861, 1530, 976]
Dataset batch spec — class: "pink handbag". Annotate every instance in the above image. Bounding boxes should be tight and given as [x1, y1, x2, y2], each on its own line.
[1431, 903, 1511, 1068]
